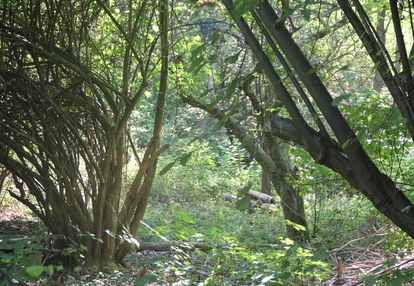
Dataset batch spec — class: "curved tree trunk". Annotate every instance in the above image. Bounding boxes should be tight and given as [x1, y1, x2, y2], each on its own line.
[268, 136, 309, 242]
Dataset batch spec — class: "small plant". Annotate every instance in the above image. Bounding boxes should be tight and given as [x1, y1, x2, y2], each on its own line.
[204, 237, 329, 285]
[0, 237, 47, 284]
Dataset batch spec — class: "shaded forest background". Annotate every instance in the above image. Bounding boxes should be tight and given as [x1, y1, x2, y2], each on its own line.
[1, 0, 414, 285]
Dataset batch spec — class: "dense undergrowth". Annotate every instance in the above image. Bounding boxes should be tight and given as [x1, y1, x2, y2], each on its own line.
[1, 143, 413, 285]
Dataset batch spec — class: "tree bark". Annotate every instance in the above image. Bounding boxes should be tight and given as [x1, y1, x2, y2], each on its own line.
[261, 134, 272, 195]
[373, 8, 386, 92]
[0, 168, 8, 197]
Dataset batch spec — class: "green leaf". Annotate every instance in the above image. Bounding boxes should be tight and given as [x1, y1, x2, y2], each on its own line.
[236, 195, 251, 211]
[208, 53, 218, 62]
[0, 252, 13, 263]
[179, 152, 193, 166]
[303, 7, 311, 20]
[208, 31, 219, 44]
[47, 265, 54, 275]
[26, 265, 45, 278]
[285, 220, 306, 231]
[177, 211, 196, 224]
[188, 56, 204, 73]
[135, 274, 158, 286]
[192, 62, 206, 74]
[159, 161, 176, 176]
[337, 64, 349, 71]
[226, 51, 240, 64]
[226, 77, 242, 97]
[238, 182, 252, 196]
[190, 44, 206, 62]
[233, 0, 260, 18]
[332, 93, 352, 106]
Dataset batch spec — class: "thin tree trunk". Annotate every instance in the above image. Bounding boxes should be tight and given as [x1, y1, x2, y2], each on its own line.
[261, 134, 272, 195]
[373, 8, 386, 92]
[0, 168, 8, 197]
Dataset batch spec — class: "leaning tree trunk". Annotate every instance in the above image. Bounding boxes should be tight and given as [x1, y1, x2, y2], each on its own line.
[221, 0, 414, 238]
[373, 7, 386, 92]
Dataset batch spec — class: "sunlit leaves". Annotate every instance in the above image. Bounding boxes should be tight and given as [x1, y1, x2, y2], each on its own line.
[226, 77, 243, 97]
[232, 0, 260, 19]
[159, 152, 194, 176]
[135, 274, 158, 286]
[236, 182, 252, 211]
[332, 93, 352, 107]
[25, 265, 45, 278]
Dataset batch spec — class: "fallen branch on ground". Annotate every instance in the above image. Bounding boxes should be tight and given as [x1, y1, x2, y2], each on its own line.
[224, 190, 276, 208]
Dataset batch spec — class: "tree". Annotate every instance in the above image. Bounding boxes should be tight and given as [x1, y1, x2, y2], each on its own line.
[221, 0, 414, 238]
[178, 4, 309, 241]
[373, 6, 386, 92]
[0, 0, 169, 269]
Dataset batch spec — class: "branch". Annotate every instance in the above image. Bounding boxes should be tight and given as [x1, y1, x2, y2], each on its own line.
[269, 115, 360, 191]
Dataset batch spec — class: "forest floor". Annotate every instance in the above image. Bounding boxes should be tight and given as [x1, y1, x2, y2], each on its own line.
[1, 200, 414, 285]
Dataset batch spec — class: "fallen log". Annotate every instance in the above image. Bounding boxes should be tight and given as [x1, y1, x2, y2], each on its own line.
[247, 190, 274, 203]
[224, 190, 276, 209]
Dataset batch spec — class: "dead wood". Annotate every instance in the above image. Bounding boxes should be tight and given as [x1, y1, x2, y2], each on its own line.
[224, 190, 275, 204]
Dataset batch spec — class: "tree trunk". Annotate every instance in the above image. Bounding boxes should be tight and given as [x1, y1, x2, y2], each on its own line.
[268, 136, 309, 242]
[337, 0, 414, 141]
[373, 8, 386, 92]
[221, 0, 414, 239]
[261, 135, 272, 195]
[0, 168, 8, 197]
[0, 0, 170, 270]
